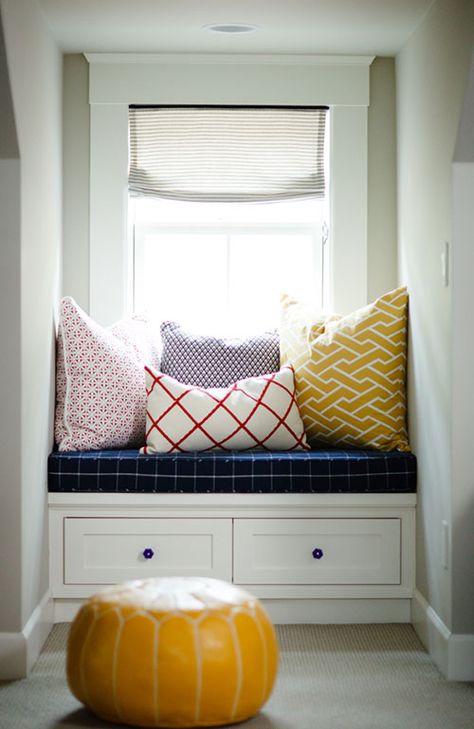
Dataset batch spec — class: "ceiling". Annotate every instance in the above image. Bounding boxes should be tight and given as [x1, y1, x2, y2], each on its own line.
[38, 0, 435, 56]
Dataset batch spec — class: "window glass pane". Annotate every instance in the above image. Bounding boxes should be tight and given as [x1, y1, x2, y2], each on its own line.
[228, 234, 316, 332]
[135, 234, 228, 330]
[132, 197, 323, 334]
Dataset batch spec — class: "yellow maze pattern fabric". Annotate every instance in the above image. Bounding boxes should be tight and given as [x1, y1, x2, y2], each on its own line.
[280, 287, 410, 451]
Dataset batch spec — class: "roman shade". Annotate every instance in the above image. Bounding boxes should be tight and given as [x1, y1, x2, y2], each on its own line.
[128, 106, 328, 203]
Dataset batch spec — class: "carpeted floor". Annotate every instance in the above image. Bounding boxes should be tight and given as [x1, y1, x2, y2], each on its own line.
[1, 623, 473, 729]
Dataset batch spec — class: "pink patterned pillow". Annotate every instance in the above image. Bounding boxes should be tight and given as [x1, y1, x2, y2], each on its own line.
[55, 298, 161, 451]
[141, 364, 309, 453]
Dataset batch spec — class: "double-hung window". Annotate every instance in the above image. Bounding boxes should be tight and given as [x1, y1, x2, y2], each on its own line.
[128, 105, 328, 333]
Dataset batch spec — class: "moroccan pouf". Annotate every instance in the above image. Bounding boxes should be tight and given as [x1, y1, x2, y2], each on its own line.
[67, 576, 279, 728]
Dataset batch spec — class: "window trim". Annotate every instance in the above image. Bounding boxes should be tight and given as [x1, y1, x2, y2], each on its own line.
[87, 53, 373, 325]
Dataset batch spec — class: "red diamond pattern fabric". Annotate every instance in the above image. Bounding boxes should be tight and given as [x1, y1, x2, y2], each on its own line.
[55, 298, 161, 451]
[141, 365, 309, 453]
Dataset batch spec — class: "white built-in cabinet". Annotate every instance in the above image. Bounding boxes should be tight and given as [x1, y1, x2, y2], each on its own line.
[49, 492, 415, 624]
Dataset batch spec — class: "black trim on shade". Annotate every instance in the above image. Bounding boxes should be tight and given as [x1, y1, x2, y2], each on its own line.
[129, 104, 330, 111]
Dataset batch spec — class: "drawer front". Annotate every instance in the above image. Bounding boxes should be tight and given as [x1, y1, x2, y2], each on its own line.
[233, 519, 400, 585]
[64, 518, 232, 584]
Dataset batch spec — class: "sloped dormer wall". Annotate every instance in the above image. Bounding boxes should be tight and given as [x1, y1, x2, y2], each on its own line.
[396, 0, 474, 679]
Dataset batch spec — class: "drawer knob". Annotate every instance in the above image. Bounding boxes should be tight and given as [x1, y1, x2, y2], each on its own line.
[312, 547, 324, 560]
[142, 548, 155, 560]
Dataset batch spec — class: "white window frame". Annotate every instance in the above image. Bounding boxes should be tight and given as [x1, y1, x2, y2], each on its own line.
[86, 53, 373, 325]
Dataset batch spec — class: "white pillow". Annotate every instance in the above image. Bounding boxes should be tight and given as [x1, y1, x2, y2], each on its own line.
[141, 364, 308, 453]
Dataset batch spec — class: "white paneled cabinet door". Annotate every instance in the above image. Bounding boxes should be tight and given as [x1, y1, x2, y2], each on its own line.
[64, 518, 232, 584]
[233, 519, 401, 585]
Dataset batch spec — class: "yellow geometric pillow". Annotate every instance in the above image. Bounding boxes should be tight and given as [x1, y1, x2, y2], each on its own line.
[280, 287, 410, 451]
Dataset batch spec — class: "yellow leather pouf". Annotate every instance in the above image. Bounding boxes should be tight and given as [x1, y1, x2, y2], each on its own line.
[67, 576, 279, 728]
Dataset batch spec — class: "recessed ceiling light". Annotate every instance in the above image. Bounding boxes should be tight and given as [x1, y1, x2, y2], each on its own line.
[203, 23, 259, 34]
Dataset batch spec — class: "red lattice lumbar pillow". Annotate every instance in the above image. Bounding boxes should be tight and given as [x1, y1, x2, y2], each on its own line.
[141, 364, 309, 453]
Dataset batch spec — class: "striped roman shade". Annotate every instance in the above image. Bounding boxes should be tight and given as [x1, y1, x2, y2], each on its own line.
[128, 106, 327, 202]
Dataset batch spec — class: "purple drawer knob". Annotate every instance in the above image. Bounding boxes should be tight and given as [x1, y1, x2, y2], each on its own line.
[142, 548, 154, 560]
[312, 547, 324, 560]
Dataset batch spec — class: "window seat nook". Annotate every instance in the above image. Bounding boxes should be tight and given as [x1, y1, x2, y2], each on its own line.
[50, 289, 415, 623]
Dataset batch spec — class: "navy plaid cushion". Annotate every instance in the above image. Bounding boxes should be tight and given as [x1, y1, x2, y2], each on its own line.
[48, 449, 417, 494]
[159, 321, 279, 387]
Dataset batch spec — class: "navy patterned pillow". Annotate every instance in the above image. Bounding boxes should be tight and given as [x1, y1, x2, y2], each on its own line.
[159, 321, 280, 388]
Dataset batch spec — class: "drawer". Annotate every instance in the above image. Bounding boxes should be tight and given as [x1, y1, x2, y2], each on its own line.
[64, 518, 232, 584]
[233, 519, 400, 585]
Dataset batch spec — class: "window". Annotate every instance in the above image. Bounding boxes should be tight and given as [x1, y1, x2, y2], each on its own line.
[131, 196, 323, 334]
[128, 105, 328, 333]
[87, 55, 372, 326]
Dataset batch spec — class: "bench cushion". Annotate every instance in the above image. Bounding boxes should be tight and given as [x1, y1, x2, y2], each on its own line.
[48, 449, 416, 494]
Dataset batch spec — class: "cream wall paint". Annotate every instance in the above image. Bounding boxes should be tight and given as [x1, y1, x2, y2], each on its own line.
[396, 0, 473, 630]
[61, 54, 398, 318]
[0, 0, 62, 630]
[367, 57, 398, 301]
[62, 55, 89, 311]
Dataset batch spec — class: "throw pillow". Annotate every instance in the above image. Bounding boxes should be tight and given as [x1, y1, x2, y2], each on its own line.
[159, 320, 279, 388]
[280, 287, 410, 451]
[55, 297, 161, 451]
[141, 364, 308, 453]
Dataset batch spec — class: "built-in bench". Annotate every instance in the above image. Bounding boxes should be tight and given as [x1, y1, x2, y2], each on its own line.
[47, 448, 417, 625]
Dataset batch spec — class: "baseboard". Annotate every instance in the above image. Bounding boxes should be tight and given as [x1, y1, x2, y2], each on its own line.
[54, 599, 82, 623]
[412, 589, 474, 681]
[23, 590, 54, 674]
[0, 590, 53, 680]
[54, 596, 411, 625]
[0, 631, 26, 680]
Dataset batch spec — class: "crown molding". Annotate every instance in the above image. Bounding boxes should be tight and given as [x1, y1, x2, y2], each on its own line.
[84, 53, 375, 67]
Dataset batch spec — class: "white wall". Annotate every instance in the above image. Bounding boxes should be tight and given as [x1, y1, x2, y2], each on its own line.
[0, 0, 62, 642]
[396, 0, 473, 633]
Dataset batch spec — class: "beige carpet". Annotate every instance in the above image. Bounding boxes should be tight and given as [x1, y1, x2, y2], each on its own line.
[1, 623, 473, 729]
